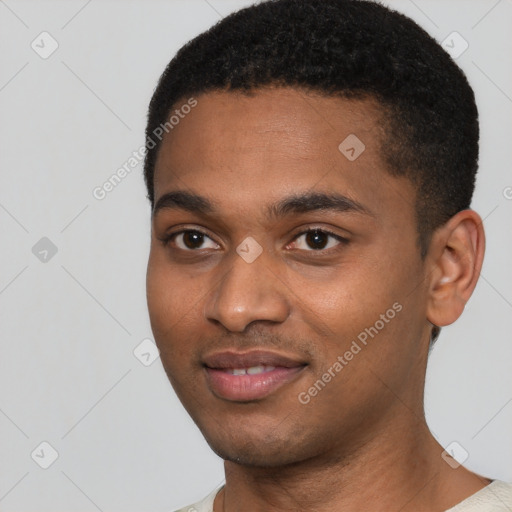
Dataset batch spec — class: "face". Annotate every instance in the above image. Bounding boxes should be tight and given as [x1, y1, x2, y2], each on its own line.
[146, 87, 432, 467]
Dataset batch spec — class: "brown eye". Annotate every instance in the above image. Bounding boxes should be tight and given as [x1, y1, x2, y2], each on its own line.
[162, 230, 219, 251]
[182, 231, 205, 249]
[305, 230, 329, 249]
[290, 229, 347, 251]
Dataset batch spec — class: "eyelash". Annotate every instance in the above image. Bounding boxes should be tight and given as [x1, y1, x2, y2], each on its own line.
[158, 227, 348, 253]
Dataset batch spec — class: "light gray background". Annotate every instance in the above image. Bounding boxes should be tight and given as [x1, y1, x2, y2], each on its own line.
[0, 1, 511, 511]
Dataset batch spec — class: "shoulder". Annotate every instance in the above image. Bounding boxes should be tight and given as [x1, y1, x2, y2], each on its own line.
[445, 480, 512, 511]
[172, 484, 225, 512]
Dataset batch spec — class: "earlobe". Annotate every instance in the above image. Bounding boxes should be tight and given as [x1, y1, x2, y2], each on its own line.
[426, 209, 485, 328]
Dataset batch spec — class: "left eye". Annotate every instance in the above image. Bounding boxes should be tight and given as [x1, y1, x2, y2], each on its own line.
[289, 229, 346, 251]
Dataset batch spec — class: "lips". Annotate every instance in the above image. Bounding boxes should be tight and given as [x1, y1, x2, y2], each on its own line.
[203, 350, 307, 402]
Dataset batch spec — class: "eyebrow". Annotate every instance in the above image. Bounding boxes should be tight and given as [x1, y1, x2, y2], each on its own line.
[152, 190, 374, 220]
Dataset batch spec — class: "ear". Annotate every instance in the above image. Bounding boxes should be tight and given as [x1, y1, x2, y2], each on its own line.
[426, 209, 485, 328]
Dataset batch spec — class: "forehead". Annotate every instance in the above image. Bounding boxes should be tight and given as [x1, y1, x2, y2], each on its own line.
[155, 87, 384, 172]
[152, 87, 415, 222]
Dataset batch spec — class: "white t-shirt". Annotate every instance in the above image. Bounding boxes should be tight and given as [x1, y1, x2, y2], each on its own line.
[173, 480, 512, 512]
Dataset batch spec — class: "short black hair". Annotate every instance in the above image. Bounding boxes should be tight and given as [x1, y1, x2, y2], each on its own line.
[143, 0, 479, 260]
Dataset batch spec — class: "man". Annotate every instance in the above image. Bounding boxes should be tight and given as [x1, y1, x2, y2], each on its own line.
[143, 0, 512, 510]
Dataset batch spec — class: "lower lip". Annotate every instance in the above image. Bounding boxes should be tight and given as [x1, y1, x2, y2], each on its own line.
[204, 366, 305, 401]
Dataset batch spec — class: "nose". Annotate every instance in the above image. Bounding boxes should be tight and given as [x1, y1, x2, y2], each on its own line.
[203, 248, 290, 332]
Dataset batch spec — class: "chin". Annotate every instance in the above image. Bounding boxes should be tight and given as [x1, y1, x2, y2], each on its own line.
[207, 438, 302, 467]
[197, 418, 315, 468]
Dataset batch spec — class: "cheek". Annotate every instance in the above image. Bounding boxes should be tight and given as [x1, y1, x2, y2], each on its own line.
[146, 250, 203, 359]
[146, 256, 208, 403]
[286, 261, 397, 336]
[286, 253, 420, 380]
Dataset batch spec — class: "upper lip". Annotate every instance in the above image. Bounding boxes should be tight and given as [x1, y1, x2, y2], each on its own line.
[203, 349, 307, 369]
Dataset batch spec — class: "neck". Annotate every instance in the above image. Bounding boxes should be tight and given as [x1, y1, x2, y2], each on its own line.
[215, 412, 490, 512]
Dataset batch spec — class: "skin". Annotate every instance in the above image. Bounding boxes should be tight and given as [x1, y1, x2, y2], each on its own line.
[146, 87, 488, 512]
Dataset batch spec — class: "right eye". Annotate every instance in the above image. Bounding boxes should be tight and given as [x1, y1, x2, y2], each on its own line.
[160, 229, 220, 251]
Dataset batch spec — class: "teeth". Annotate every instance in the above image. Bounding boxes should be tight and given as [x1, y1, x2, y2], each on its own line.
[247, 365, 275, 375]
[226, 365, 276, 375]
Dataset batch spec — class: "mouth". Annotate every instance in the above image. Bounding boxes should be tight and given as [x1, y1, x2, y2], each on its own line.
[202, 349, 307, 402]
